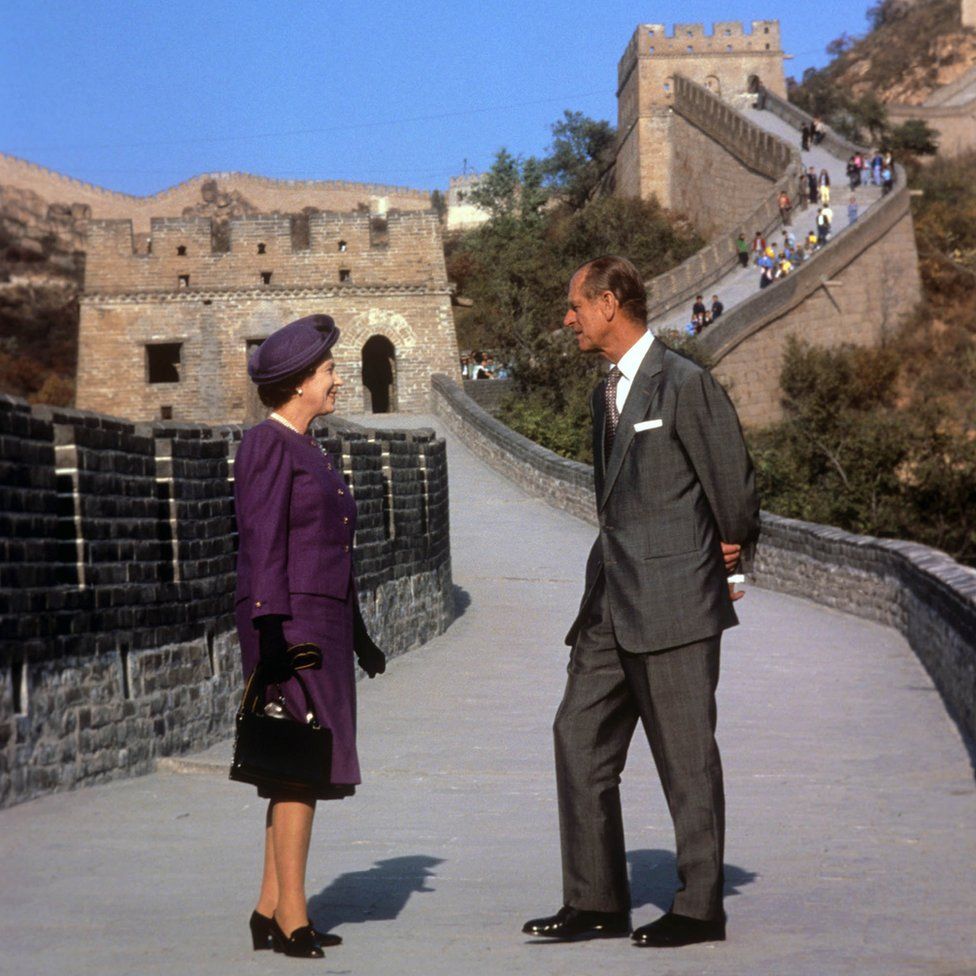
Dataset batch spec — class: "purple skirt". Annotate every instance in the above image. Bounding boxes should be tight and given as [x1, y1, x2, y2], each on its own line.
[235, 587, 361, 800]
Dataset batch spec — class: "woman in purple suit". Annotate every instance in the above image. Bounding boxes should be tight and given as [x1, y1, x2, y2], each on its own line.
[234, 314, 386, 958]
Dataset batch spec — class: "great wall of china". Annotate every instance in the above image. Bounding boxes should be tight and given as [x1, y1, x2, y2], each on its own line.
[0, 16, 973, 808]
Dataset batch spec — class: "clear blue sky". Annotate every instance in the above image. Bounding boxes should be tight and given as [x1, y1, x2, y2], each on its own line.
[1, 1, 875, 195]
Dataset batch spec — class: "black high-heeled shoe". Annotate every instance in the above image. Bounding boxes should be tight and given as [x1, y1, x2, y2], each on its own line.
[251, 909, 342, 950]
[270, 916, 325, 958]
[249, 910, 274, 951]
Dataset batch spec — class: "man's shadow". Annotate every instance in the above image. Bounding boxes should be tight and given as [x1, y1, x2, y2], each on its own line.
[308, 855, 443, 931]
[627, 849, 757, 911]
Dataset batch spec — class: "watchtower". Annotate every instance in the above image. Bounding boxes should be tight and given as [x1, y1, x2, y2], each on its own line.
[615, 20, 786, 204]
[76, 210, 460, 423]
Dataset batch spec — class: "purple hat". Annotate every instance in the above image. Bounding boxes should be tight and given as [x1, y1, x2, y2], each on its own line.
[247, 314, 340, 385]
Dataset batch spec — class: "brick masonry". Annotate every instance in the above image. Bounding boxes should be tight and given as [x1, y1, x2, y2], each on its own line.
[0, 395, 453, 808]
[431, 375, 976, 748]
[76, 210, 461, 422]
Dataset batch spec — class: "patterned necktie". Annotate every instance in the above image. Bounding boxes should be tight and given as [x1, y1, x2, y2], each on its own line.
[604, 366, 621, 457]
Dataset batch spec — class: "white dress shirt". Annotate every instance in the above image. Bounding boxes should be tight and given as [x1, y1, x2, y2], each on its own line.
[612, 329, 654, 415]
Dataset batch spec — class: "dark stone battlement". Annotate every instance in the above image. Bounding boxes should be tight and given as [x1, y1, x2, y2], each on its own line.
[0, 395, 452, 807]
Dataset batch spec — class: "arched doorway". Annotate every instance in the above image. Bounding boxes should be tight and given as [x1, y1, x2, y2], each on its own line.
[361, 335, 397, 413]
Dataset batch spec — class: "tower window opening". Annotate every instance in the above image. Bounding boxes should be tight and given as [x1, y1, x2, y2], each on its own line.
[727, 45, 733, 52]
[260, 271, 272, 285]
[686, 45, 693, 53]
[176, 245, 187, 256]
[338, 240, 347, 252]
[649, 46, 654, 54]
[178, 274, 190, 288]
[147, 343, 182, 384]
[339, 268, 351, 282]
[160, 405, 173, 420]
[257, 242, 266, 254]
[764, 26, 770, 33]
[765, 43, 770, 49]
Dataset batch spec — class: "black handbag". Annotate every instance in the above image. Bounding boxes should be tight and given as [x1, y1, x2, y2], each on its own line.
[229, 643, 333, 793]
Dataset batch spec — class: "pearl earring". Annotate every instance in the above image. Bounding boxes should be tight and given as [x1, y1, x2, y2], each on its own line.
[296, 388, 304, 396]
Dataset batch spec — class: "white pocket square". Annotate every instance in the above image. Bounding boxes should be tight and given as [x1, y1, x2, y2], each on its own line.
[634, 419, 663, 432]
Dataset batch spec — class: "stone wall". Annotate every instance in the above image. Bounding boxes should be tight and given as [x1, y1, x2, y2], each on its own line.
[0, 154, 432, 236]
[76, 209, 460, 423]
[461, 378, 513, 415]
[698, 92, 922, 427]
[0, 395, 453, 808]
[77, 289, 457, 423]
[643, 78, 803, 320]
[888, 66, 976, 158]
[430, 375, 976, 746]
[668, 76, 798, 237]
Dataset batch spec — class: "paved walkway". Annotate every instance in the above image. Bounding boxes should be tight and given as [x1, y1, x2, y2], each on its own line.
[652, 104, 883, 335]
[2, 415, 974, 976]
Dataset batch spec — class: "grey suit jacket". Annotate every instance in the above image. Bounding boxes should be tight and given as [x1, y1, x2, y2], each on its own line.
[566, 339, 760, 653]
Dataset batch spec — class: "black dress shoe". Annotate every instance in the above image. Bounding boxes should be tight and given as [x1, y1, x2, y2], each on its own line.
[250, 910, 342, 949]
[270, 916, 325, 958]
[631, 911, 726, 947]
[522, 905, 631, 941]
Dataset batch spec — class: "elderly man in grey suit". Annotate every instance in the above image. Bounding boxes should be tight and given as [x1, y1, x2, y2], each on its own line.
[523, 255, 760, 948]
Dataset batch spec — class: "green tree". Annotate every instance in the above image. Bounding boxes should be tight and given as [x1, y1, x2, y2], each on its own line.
[751, 338, 976, 564]
[468, 148, 547, 221]
[542, 111, 617, 211]
[888, 118, 940, 156]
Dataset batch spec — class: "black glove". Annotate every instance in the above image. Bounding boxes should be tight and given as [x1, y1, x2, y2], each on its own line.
[353, 603, 387, 679]
[255, 615, 291, 683]
[355, 635, 387, 679]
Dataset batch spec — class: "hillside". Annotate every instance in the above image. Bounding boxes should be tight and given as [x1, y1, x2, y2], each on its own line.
[791, 0, 976, 106]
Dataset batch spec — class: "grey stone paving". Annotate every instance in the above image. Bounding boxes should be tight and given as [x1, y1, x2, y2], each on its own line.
[652, 105, 883, 335]
[2, 415, 974, 976]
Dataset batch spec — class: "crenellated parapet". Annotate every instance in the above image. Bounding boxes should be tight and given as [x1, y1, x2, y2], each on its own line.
[0, 395, 453, 807]
[617, 20, 784, 110]
[85, 210, 448, 295]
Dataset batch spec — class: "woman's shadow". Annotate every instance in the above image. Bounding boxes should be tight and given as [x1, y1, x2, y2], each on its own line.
[308, 855, 443, 932]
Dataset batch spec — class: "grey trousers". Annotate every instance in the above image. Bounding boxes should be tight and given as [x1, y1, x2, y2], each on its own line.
[553, 575, 725, 920]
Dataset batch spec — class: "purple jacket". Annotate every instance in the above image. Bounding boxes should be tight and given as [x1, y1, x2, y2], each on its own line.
[234, 419, 357, 621]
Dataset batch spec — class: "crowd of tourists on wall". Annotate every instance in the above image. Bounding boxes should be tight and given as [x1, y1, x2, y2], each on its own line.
[460, 351, 511, 380]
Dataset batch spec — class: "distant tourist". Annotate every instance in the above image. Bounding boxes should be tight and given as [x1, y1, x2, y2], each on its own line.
[691, 294, 708, 331]
[848, 194, 859, 225]
[871, 151, 883, 186]
[711, 295, 724, 320]
[736, 233, 750, 268]
[471, 351, 491, 380]
[812, 116, 826, 145]
[751, 231, 766, 264]
[460, 354, 471, 378]
[778, 190, 793, 226]
[801, 122, 811, 152]
[818, 169, 831, 206]
[807, 166, 819, 205]
[882, 165, 894, 195]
